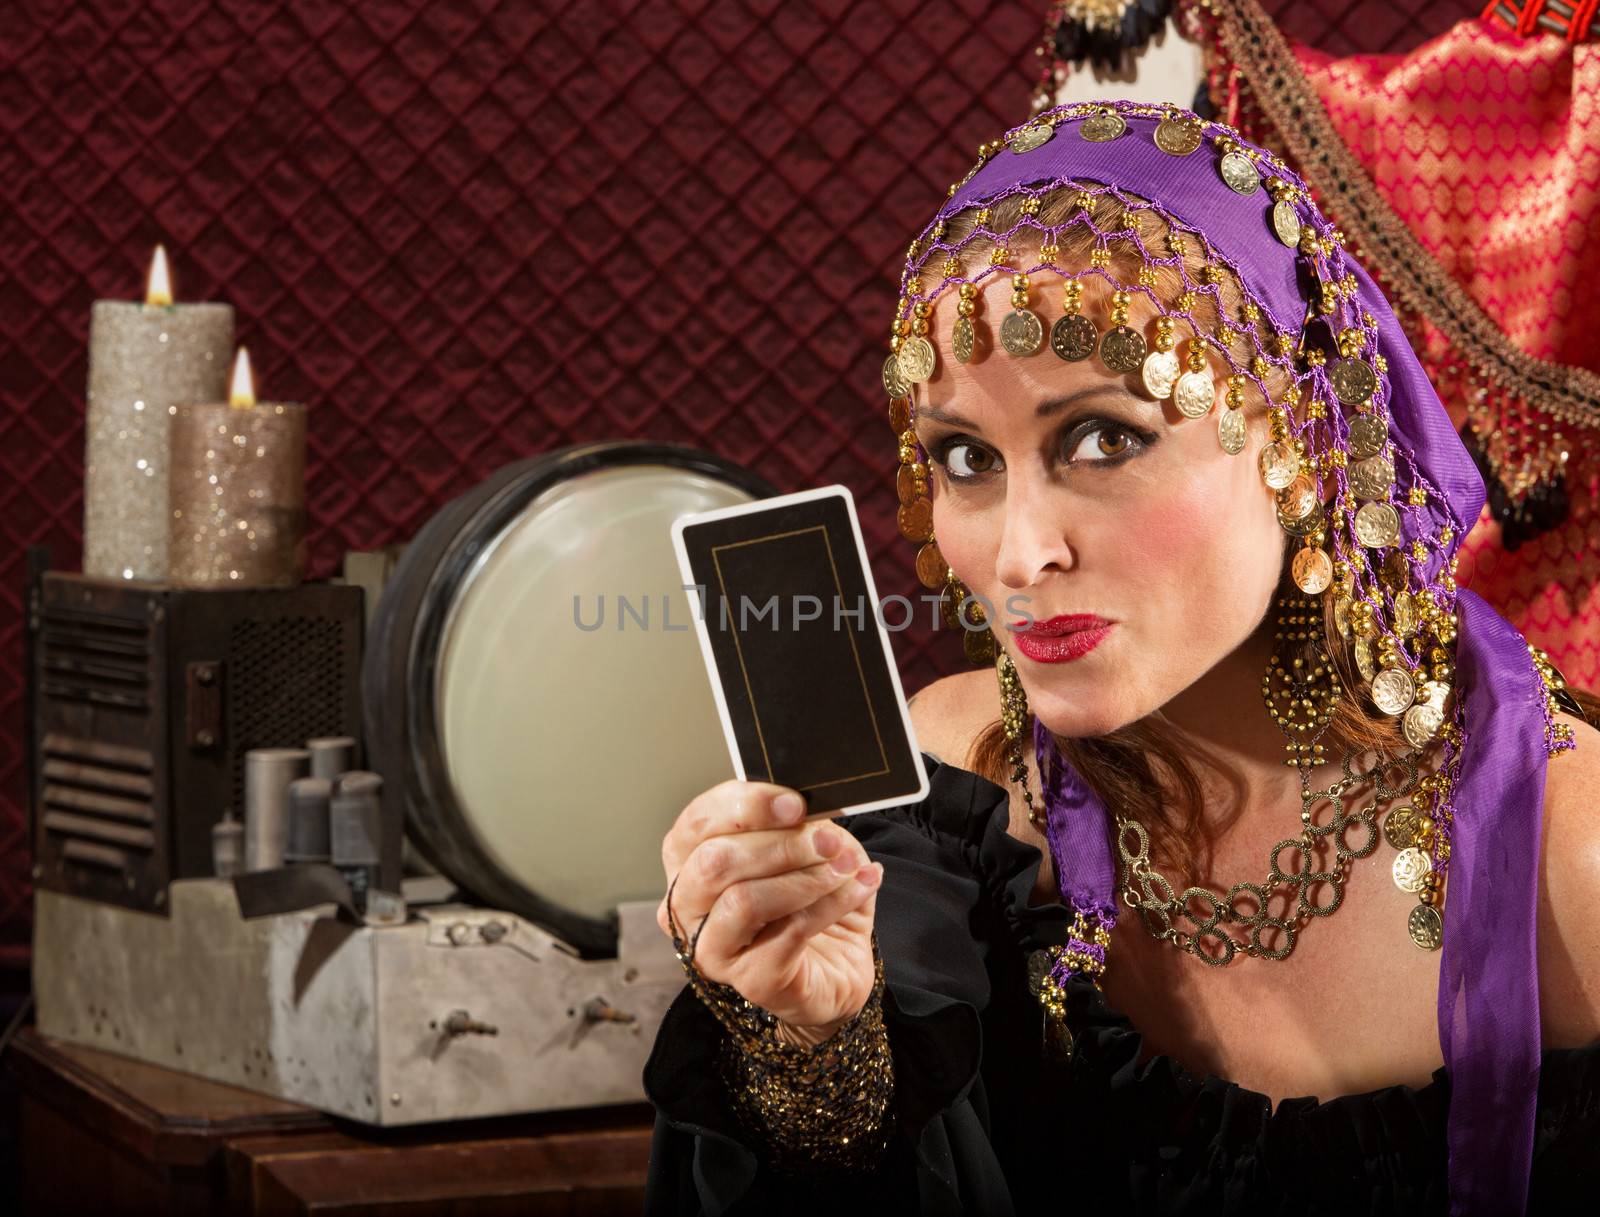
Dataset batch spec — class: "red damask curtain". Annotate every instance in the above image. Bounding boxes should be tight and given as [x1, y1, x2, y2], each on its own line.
[0, 0, 1040, 967]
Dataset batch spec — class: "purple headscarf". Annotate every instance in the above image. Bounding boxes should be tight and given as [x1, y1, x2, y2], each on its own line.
[901, 101, 1561, 1215]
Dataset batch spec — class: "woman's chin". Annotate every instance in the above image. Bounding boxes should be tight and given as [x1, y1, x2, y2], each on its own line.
[1029, 692, 1143, 742]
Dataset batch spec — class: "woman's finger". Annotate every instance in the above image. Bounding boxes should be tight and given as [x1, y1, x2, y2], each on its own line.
[727, 872, 881, 1018]
[661, 781, 810, 875]
[669, 821, 859, 924]
[748, 862, 882, 959]
[692, 856, 868, 968]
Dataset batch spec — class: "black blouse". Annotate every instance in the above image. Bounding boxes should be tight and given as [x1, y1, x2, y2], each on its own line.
[642, 755, 1600, 1215]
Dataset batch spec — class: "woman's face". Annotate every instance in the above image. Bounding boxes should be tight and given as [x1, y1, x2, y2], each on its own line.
[914, 270, 1287, 739]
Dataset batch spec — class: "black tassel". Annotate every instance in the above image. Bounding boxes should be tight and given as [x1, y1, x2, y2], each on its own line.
[1052, 0, 1176, 71]
[1458, 422, 1569, 552]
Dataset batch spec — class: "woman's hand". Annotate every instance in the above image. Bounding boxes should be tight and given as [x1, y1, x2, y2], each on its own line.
[658, 781, 883, 1037]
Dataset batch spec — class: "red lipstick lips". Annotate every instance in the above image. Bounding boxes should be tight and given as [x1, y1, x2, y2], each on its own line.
[1009, 614, 1113, 663]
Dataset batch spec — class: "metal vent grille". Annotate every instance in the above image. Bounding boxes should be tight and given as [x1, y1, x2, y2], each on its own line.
[37, 732, 157, 873]
[37, 602, 152, 712]
[227, 616, 350, 810]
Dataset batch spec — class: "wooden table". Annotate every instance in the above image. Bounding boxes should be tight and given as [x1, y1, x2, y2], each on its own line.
[6, 1027, 655, 1215]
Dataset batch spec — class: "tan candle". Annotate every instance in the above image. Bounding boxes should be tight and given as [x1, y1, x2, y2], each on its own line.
[167, 347, 307, 587]
[83, 246, 233, 580]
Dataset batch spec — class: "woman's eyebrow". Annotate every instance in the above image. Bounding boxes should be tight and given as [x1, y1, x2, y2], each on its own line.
[916, 385, 1138, 431]
[915, 403, 978, 428]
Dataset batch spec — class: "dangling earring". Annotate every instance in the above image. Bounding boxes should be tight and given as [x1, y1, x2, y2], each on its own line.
[997, 649, 1044, 829]
[943, 567, 997, 664]
[1260, 592, 1341, 768]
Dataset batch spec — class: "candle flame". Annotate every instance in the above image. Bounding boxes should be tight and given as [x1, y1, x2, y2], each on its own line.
[229, 347, 256, 409]
[145, 245, 173, 307]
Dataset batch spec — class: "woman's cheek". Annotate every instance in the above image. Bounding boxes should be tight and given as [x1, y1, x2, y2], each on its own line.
[930, 495, 988, 589]
[1115, 474, 1219, 585]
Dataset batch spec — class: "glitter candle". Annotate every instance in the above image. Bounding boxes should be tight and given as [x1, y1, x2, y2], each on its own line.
[83, 246, 234, 581]
[167, 348, 307, 587]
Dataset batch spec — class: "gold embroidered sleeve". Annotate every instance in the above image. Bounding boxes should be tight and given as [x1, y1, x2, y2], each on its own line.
[665, 876, 895, 1173]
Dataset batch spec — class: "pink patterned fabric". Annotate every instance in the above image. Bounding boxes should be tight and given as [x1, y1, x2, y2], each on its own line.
[1296, 20, 1600, 686]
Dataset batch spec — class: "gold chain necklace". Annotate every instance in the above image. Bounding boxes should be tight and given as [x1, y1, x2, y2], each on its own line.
[1112, 749, 1419, 966]
[1000, 648, 1446, 966]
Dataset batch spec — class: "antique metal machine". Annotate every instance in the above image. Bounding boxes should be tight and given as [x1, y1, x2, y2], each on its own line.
[33, 442, 775, 1124]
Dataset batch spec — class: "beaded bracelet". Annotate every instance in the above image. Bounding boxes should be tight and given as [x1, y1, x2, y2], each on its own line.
[665, 872, 896, 1173]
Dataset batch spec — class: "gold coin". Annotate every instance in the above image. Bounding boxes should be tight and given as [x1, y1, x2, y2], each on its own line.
[1000, 309, 1044, 356]
[1394, 590, 1417, 636]
[1403, 701, 1444, 749]
[1383, 805, 1423, 851]
[1354, 638, 1377, 680]
[1154, 117, 1202, 156]
[1026, 948, 1053, 995]
[1392, 847, 1433, 894]
[915, 540, 947, 589]
[1354, 501, 1401, 548]
[970, 318, 993, 363]
[888, 398, 911, 433]
[1348, 414, 1388, 461]
[1100, 325, 1147, 374]
[896, 462, 920, 504]
[1219, 151, 1260, 195]
[1329, 357, 1378, 407]
[882, 353, 909, 399]
[1275, 474, 1318, 521]
[1278, 500, 1325, 537]
[898, 335, 936, 384]
[1334, 595, 1352, 638]
[1141, 349, 1180, 399]
[952, 316, 974, 364]
[1258, 440, 1299, 490]
[1173, 370, 1214, 418]
[1350, 454, 1395, 501]
[1050, 313, 1097, 362]
[943, 595, 977, 634]
[1043, 1011, 1075, 1062]
[1009, 123, 1054, 154]
[1272, 198, 1302, 247]
[1292, 547, 1333, 594]
[1081, 112, 1128, 142]
[938, 579, 964, 630]
[1417, 679, 1450, 708]
[1408, 903, 1443, 951]
[1371, 666, 1417, 716]
[963, 625, 997, 664]
[1218, 406, 1247, 455]
[897, 498, 934, 542]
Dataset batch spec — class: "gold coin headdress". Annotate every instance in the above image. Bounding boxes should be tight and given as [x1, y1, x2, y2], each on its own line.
[884, 102, 1492, 763]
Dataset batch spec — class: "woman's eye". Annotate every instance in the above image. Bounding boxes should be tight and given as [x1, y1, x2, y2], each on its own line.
[939, 441, 1001, 481]
[928, 419, 1149, 484]
[1067, 423, 1142, 463]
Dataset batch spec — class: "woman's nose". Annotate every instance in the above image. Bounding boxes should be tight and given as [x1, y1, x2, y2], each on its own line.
[993, 482, 1075, 590]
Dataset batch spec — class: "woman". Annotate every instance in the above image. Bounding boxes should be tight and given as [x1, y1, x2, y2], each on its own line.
[642, 101, 1600, 1216]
